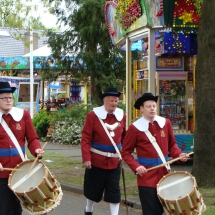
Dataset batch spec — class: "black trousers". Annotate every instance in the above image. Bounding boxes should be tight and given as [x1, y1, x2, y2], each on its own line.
[138, 186, 164, 215]
[0, 178, 22, 215]
[84, 164, 121, 203]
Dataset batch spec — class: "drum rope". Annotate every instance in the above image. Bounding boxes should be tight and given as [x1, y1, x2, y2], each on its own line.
[13, 190, 26, 204]
[44, 177, 54, 190]
[36, 186, 47, 199]
[194, 187, 207, 213]
[187, 194, 195, 211]
[175, 199, 182, 213]
[164, 198, 171, 212]
[24, 191, 34, 203]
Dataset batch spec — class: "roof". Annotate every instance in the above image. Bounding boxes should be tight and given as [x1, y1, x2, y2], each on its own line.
[0, 27, 50, 57]
[23, 44, 52, 57]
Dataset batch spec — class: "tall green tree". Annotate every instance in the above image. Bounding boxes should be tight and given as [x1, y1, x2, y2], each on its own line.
[47, 0, 132, 103]
[192, 0, 215, 187]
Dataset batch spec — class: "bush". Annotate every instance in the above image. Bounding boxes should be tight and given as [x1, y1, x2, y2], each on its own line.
[33, 109, 51, 138]
[43, 102, 126, 145]
[49, 103, 96, 126]
[51, 119, 82, 145]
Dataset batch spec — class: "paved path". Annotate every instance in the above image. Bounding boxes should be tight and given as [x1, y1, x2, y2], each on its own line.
[22, 191, 143, 215]
[21, 142, 192, 215]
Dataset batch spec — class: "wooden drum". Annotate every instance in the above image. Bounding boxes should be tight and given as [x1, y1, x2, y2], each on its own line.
[157, 171, 206, 215]
[8, 160, 63, 215]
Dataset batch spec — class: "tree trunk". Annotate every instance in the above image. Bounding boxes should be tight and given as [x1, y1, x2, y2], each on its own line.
[192, 0, 215, 187]
[90, 73, 102, 104]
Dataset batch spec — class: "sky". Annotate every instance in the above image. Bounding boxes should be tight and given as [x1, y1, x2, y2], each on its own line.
[40, 12, 59, 29]
[31, 1, 65, 31]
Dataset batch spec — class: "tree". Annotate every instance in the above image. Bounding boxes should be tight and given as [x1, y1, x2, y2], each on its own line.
[47, 0, 137, 103]
[0, 0, 51, 37]
[192, 0, 215, 187]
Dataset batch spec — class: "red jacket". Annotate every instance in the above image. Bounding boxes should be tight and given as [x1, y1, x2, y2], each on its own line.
[81, 110, 126, 169]
[122, 117, 181, 188]
[0, 109, 41, 178]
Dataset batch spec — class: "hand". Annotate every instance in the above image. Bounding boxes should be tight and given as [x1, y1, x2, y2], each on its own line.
[0, 163, 3, 172]
[179, 153, 189, 162]
[135, 165, 147, 176]
[84, 161, 91, 169]
[35, 148, 44, 159]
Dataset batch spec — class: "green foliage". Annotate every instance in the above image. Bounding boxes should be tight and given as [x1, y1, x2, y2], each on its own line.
[194, 0, 203, 17]
[50, 103, 95, 125]
[117, 101, 126, 113]
[0, 1, 48, 29]
[48, 103, 95, 145]
[47, 102, 125, 145]
[33, 109, 51, 138]
[46, 0, 130, 103]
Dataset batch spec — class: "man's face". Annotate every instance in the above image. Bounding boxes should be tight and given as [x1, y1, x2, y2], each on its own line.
[140, 100, 157, 120]
[0, 92, 14, 113]
[103, 96, 119, 113]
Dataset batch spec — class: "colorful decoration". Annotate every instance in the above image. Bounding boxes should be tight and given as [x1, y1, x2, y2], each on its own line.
[105, 2, 118, 37]
[178, 11, 193, 25]
[143, 0, 165, 27]
[104, 2, 123, 44]
[115, 0, 142, 30]
[163, 32, 197, 55]
[156, 0, 164, 17]
[172, 0, 201, 33]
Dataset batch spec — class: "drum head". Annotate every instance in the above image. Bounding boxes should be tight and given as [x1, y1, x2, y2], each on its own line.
[157, 171, 194, 200]
[9, 161, 45, 193]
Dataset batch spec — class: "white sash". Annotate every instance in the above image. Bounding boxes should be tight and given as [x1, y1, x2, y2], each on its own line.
[98, 118, 122, 160]
[1, 118, 27, 161]
[144, 130, 171, 172]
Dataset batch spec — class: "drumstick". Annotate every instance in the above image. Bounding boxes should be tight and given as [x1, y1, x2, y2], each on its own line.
[136, 152, 194, 174]
[26, 142, 48, 176]
[146, 152, 194, 172]
[3, 168, 23, 171]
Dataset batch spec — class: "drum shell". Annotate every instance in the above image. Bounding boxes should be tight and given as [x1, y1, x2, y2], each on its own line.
[8, 160, 62, 214]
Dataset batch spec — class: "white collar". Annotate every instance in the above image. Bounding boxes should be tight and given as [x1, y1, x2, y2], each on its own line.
[133, 115, 166, 131]
[93, 106, 124, 121]
[0, 107, 24, 122]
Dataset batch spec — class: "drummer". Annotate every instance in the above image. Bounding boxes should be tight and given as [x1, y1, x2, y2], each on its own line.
[0, 82, 44, 215]
[121, 93, 190, 215]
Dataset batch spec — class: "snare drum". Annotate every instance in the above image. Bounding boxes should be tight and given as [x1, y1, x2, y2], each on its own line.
[8, 160, 63, 215]
[157, 171, 206, 215]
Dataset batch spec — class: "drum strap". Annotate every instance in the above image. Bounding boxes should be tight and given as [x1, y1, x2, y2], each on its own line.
[144, 130, 171, 172]
[1, 118, 26, 161]
[98, 118, 122, 160]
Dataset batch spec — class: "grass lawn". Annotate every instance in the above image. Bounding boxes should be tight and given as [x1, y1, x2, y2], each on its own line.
[27, 151, 215, 214]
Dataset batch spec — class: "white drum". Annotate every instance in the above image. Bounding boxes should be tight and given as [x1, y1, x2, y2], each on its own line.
[8, 160, 63, 215]
[157, 171, 206, 215]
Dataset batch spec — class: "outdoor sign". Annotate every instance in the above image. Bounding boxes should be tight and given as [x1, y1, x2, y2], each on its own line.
[0, 56, 85, 70]
[0, 57, 30, 70]
[50, 82, 61, 89]
[156, 57, 184, 70]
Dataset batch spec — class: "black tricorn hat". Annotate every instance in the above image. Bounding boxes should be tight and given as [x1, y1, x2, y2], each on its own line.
[0, 82, 16, 93]
[134, 92, 158, 110]
[100, 87, 122, 99]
